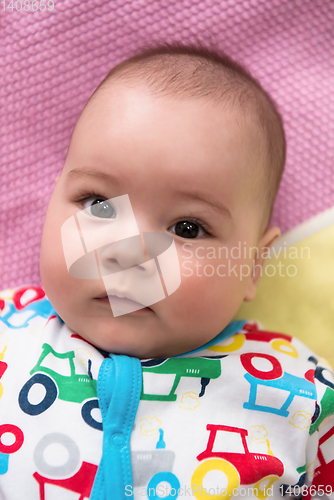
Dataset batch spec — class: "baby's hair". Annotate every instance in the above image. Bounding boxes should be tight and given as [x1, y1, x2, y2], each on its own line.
[91, 41, 286, 236]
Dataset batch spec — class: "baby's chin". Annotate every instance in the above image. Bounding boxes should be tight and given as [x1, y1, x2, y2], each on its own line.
[64, 315, 163, 359]
[71, 319, 198, 360]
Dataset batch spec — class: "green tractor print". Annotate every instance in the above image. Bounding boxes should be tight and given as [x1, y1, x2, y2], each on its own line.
[18, 343, 101, 430]
[140, 356, 224, 402]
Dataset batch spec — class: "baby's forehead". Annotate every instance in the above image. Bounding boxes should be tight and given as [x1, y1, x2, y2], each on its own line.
[67, 97, 262, 199]
[70, 85, 266, 193]
[81, 80, 262, 145]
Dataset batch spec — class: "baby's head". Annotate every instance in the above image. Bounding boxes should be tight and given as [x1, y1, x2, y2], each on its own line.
[40, 43, 286, 359]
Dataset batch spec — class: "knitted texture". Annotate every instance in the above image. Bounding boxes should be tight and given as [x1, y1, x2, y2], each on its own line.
[0, 0, 333, 289]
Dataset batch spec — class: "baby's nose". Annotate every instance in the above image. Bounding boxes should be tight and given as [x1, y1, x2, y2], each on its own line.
[97, 235, 153, 276]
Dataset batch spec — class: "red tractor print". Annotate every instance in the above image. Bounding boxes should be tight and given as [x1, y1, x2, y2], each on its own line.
[305, 425, 334, 498]
[33, 461, 98, 500]
[191, 424, 284, 499]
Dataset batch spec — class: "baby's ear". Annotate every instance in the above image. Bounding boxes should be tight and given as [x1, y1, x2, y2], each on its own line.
[244, 226, 281, 302]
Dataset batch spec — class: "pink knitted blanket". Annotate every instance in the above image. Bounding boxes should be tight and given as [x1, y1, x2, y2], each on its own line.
[1, 0, 333, 289]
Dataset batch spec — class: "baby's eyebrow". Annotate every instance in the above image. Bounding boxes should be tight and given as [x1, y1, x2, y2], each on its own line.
[66, 168, 121, 185]
[174, 190, 232, 220]
[66, 168, 231, 219]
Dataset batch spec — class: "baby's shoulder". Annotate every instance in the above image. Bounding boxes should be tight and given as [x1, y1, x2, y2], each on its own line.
[195, 319, 334, 382]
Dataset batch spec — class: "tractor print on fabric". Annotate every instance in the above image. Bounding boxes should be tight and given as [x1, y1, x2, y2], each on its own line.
[281, 425, 334, 498]
[308, 355, 334, 434]
[0, 424, 24, 475]
[191, 424, 284, 499]
[241, 352, 316, 417]
[18, 343, 101, 430]
[140, 356, 224, 402]
[280, 464, 307, 497]
[207, 321, 298, 358]
[0, 286, 55, 329]
[134, 420, 284, 499]
[307, 426, 334, 495]
[32, 433, 98, 500]
[131, 427, 180, 499]
[300, 356, 334, 495]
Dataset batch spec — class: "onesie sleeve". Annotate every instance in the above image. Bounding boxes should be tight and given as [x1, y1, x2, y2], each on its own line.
[305, 356, 334, 499]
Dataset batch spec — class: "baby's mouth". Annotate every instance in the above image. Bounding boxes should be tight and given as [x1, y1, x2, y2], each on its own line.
[95, 294, 153, 314]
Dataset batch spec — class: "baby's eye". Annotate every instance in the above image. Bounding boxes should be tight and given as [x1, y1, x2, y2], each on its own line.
[168, 220, 209, 239]
[82, 198, 116, 219]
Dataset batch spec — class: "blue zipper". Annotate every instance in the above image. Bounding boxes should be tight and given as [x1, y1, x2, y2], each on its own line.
[90, 354, 142, 499]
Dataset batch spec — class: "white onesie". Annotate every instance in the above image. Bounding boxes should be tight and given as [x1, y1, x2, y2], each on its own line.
[0, 285, 334, 500]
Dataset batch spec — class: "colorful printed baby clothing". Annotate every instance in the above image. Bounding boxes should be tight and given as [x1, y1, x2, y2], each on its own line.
[0, 285, 105, 499]
[0, 285, 334, 500]
[125, 325, 334, 500]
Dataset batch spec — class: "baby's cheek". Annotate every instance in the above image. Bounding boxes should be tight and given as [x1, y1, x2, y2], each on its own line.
[166, 273, 233, 342]
[41, 222, 80, 317]
[178, 265, 222, 312]
[181, 258, 246, 311]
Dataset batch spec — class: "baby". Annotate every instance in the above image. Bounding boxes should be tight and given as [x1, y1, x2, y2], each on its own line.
[1, 43, 334, 500]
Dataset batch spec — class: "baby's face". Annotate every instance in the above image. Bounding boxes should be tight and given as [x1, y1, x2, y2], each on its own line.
[40, 83, 279, 358]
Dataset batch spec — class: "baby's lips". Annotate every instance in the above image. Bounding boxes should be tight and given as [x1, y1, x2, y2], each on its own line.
[107, 294, 149, 312]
